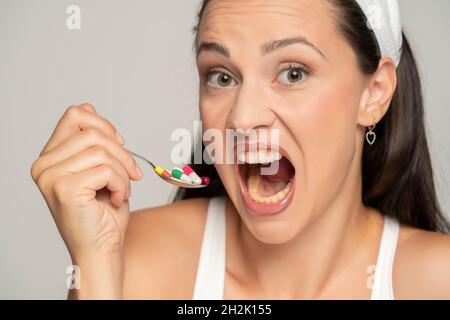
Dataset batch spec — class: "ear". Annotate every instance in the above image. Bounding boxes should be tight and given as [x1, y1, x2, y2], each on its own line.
[357, 57, 398, 127]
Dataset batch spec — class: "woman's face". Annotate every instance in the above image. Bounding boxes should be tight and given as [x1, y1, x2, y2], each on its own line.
[196, 0, 370, 244]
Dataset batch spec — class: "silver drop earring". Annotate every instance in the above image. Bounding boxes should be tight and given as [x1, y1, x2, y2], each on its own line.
[366, 119, 377, 146]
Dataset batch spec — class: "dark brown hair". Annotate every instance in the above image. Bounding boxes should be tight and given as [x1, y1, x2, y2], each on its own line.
[174, 0, 449, 233]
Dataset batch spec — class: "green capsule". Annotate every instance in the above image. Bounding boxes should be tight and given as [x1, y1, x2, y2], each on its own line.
[171, 168, 184, 179]
[171, 167, 193, 183]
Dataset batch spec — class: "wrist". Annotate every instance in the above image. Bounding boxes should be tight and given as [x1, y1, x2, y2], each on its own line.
[70, 253, 123, 299]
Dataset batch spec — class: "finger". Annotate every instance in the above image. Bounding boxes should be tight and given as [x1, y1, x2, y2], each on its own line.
[75, 164, 128, 207]
[127, 181, 132, 198]
[32, 128, 141, 182]
[43, 146, 131, 199]
[41, 104, 124, 156]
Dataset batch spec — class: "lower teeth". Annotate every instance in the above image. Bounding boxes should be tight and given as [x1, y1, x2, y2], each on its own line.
[247, 167, 292, 204]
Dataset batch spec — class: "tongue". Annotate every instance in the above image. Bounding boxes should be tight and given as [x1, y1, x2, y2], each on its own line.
[261, 157, 294, 183]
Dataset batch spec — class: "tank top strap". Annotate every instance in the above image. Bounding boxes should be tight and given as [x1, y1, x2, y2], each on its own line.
[370, 215, 400, 300]
[192, 196, 227, 300]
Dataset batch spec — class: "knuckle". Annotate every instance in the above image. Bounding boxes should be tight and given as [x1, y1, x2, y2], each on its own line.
[90, 145, 109, 160]
[36, 169, 53, 191]
[30, 158, 40, 181]
[99, 164, 114, 177]
[98, 117, 115, 134]
[53, 177, 71, 200]
[79, 102, 94, 109]
[83, 127, 102, 141]
[65, 105, 81, 119]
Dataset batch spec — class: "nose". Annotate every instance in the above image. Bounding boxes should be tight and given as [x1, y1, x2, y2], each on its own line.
[228, 81, 276, 131]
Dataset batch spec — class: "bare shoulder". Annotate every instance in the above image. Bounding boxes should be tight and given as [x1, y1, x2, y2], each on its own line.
[122, 197, 211, 299]
[394, 223, 450, 299]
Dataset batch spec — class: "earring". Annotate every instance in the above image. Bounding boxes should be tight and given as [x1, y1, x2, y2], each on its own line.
[366, 118, 377, 146]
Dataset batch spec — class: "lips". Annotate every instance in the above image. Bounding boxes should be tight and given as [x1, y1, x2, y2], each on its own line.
[234, 144, 296, 216]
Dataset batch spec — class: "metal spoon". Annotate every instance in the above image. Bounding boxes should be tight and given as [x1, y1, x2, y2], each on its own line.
[127, 149, 208, 189]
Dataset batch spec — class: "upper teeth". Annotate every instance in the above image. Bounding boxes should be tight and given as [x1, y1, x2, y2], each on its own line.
[237, 150, 282, 164]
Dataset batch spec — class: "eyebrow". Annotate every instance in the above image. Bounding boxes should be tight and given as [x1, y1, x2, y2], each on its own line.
[196, 36, 327, 60]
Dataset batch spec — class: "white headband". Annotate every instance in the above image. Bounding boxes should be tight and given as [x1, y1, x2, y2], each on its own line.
[354, 0, 403, 67]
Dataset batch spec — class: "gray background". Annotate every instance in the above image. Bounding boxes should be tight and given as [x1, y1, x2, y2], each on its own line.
[0, 0, 449, 299]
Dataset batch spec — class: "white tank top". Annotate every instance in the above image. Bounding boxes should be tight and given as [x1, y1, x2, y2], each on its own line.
[192, 196, 400, 300]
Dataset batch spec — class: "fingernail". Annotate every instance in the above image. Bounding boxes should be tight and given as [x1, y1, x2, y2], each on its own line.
[115, 131, 125, 145]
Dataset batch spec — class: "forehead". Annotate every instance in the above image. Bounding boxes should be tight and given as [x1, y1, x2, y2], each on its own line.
[198, 0, 338, 51]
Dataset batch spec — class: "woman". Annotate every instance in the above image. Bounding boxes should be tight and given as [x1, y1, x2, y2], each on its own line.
[31, 0, 450, 299]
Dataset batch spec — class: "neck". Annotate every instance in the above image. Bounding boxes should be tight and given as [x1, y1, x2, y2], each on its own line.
[227, 169, 382, 299]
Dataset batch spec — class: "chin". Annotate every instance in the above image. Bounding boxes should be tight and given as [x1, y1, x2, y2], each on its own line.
[246, 219, 300, 245]
[218, 142, 308, 245]
[231, 186, 308, 246]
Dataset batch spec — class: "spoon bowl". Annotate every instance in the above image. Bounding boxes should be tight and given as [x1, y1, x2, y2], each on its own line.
[156, 175, 208, 188]
[127, 149, 208, 189]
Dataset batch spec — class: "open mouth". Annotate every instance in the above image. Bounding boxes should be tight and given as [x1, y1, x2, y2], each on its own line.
[235, 145, 296, 215]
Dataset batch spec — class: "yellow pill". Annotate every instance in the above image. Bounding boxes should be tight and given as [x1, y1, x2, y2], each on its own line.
[155, 166, 171, 178]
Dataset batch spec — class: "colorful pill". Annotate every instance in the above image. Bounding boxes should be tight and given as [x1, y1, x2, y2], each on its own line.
[200, 176, 210, 185]
[182, 165, 202, 185]
[171, 167, 193, 183]
[154, 166, 171, 178]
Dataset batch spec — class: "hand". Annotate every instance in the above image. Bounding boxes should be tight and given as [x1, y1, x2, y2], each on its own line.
[31, 103, 142, 262]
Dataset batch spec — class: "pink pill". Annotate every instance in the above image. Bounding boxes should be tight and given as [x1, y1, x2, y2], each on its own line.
[183, 165, 202, 185]
[200, 176, 210, 185]
[182, 165, 194, 175]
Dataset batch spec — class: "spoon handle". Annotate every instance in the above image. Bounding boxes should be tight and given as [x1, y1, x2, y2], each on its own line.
[125, 149, 156, 169]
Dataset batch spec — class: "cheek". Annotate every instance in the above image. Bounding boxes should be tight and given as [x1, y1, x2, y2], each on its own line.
[277, 76, 362, 193]
[199, 94, 234, 133]
[200, 96, 226, 145]
[199, 102, 216, 132]
[200, 99, 236, 188]
[200, 91, 240, 163]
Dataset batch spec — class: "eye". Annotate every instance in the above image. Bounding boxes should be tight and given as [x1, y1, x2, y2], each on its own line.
[277, 63, 309, 87]
[204, 68, 237, 89]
